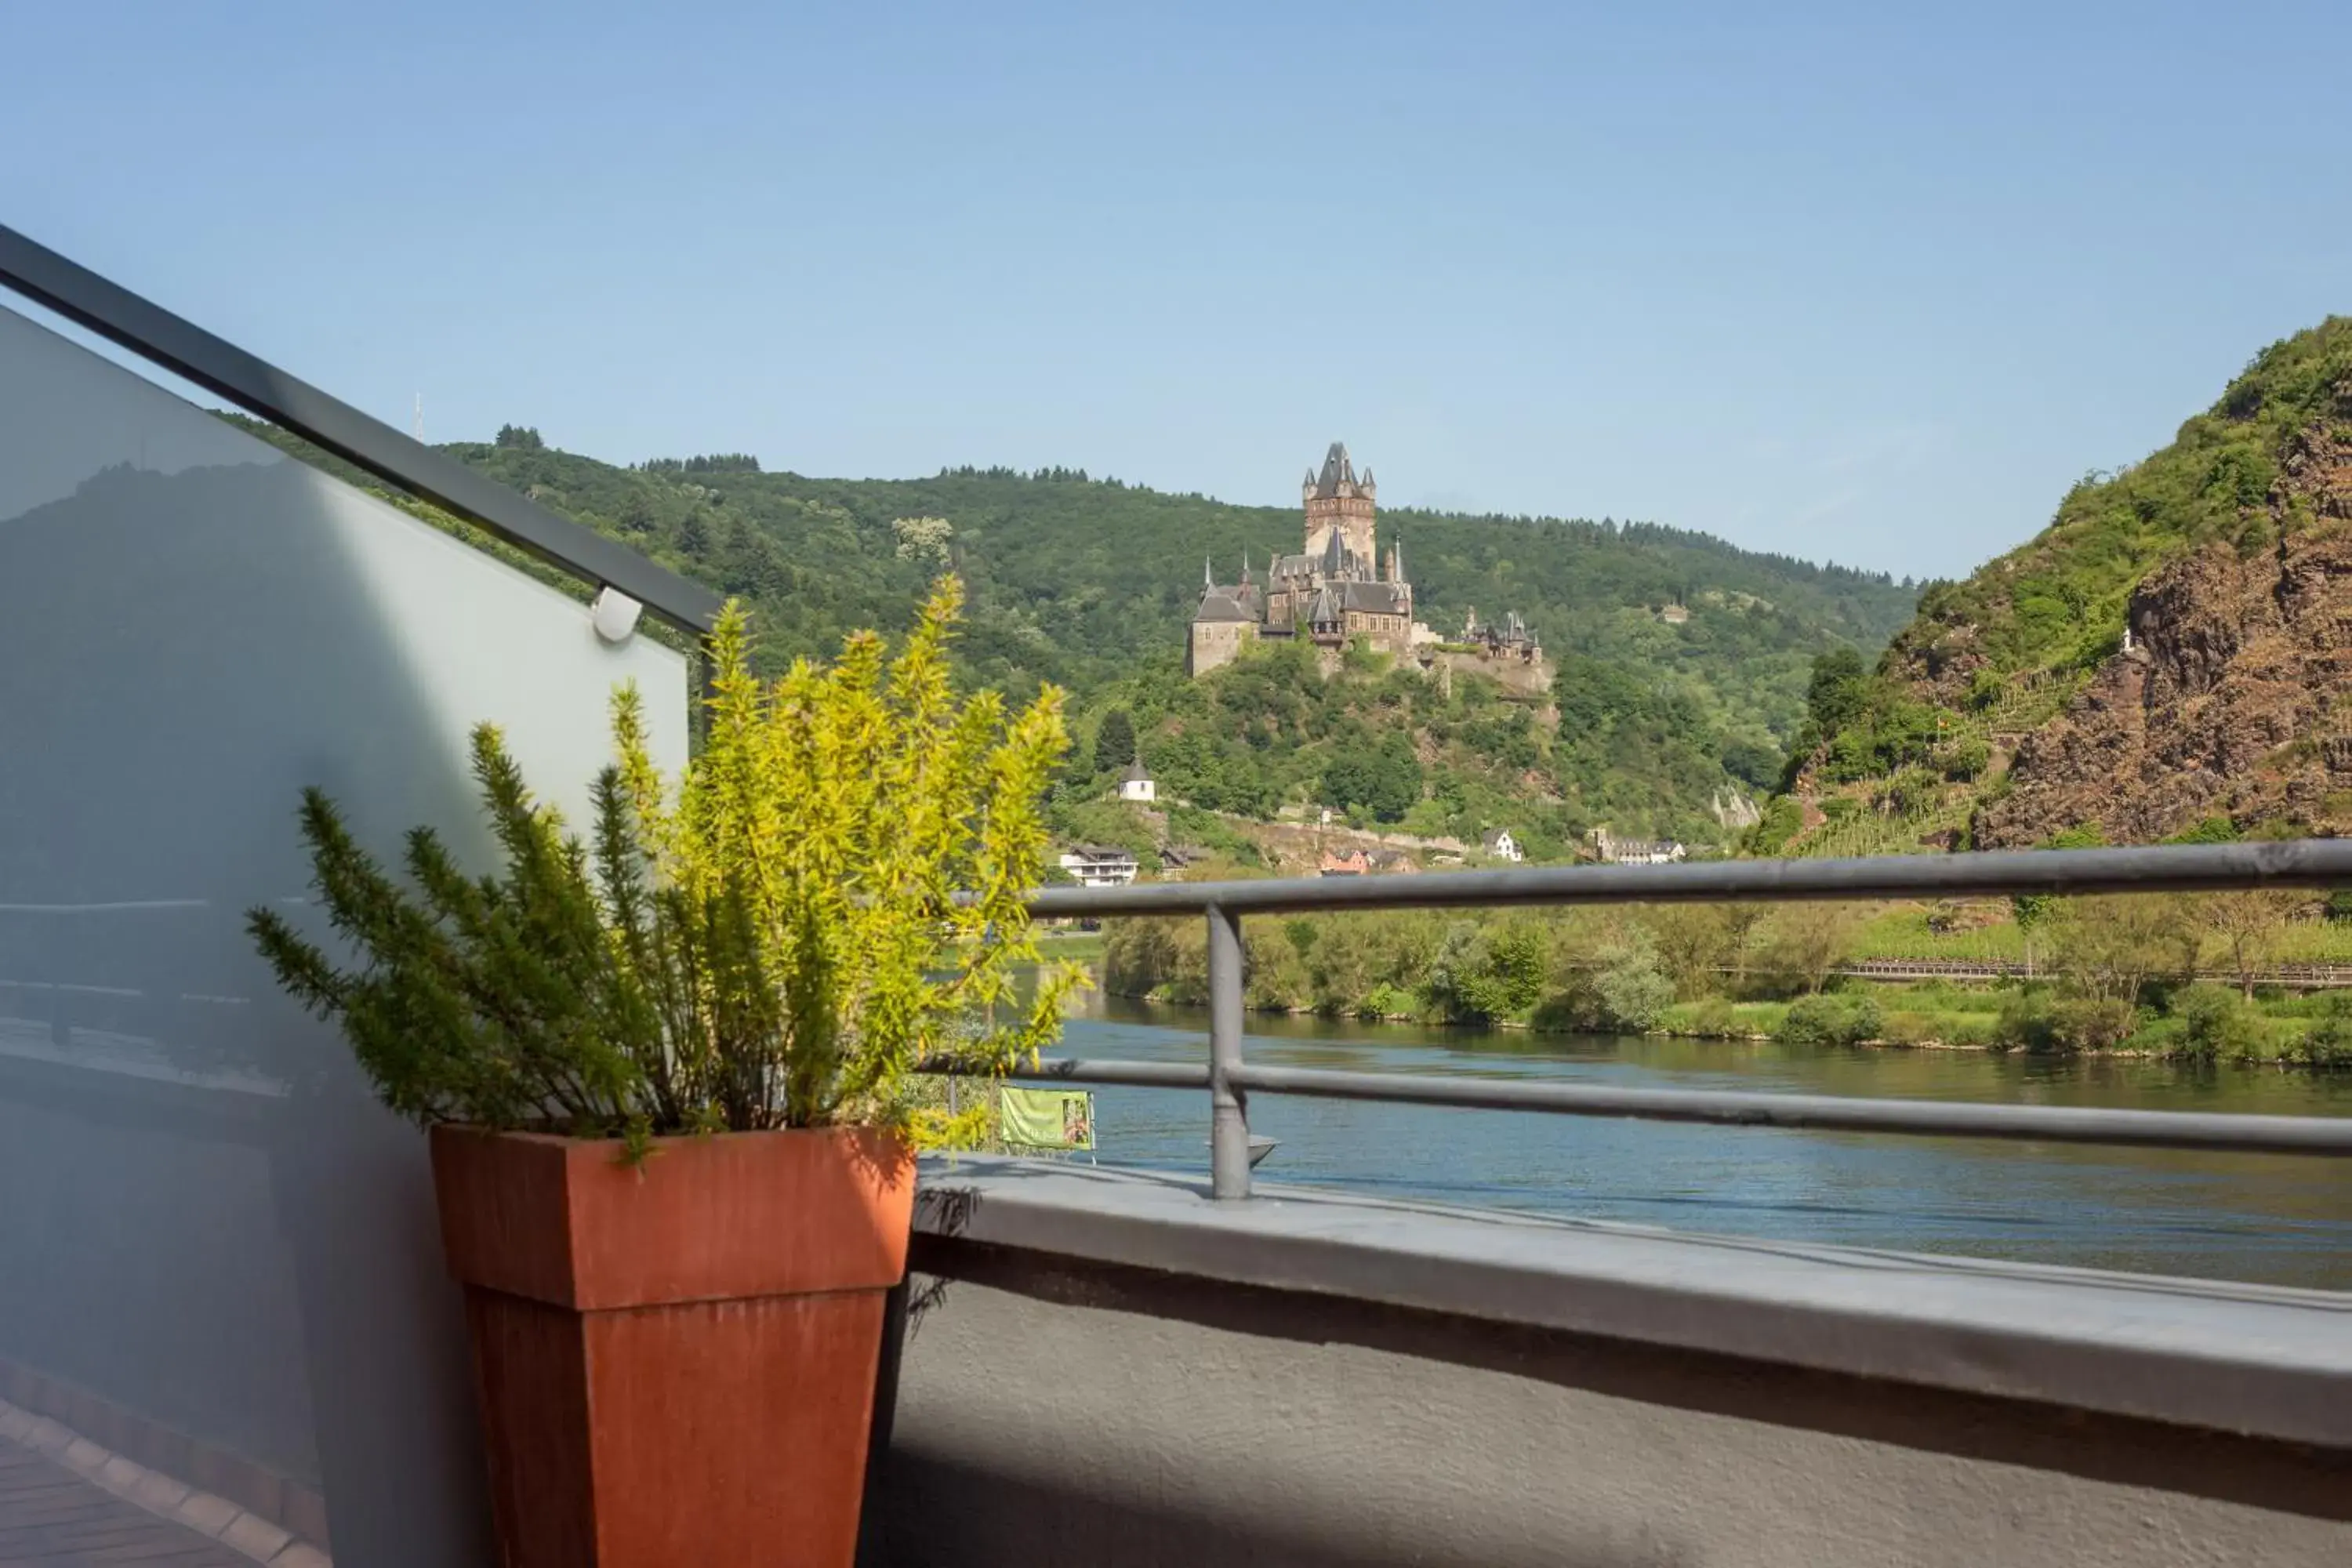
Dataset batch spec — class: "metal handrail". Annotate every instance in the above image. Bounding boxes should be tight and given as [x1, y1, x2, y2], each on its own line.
[952, 840, 2352, 1197]
[950, 1058, 2352, 1156]
[1028, 838, 2352, 917]
[0, 224, 722, 635]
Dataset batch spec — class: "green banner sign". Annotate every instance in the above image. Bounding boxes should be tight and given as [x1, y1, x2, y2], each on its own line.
[1000, 1086, 1096, 1151]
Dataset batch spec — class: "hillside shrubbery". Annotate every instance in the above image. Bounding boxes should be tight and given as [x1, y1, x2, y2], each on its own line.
[1052, 636, 1762, 844]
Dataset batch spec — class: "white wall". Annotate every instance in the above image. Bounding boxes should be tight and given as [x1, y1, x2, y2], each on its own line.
[0, 303, 688, 1565]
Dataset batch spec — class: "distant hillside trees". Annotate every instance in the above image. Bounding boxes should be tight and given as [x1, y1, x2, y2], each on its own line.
[890, 515, 955, 565]
[640, 453, 763, 475]
[1321, 734, 1423, 824]
[216, 412, 1919, 848]
[1092, 709, 1137, 774]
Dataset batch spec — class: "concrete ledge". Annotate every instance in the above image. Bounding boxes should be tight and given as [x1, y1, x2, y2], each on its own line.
[913, 1156, 2352, 1450]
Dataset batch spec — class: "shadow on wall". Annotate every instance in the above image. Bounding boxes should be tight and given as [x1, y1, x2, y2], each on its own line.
[859, 1232, 2352, 1568]
[868, 1450, 1686, 1568]
[0, 303, 685, 1566]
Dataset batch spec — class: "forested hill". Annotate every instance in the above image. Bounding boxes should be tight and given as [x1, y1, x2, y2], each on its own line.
[412, 434, 1912, 742]
[223, 418, 1918, 842]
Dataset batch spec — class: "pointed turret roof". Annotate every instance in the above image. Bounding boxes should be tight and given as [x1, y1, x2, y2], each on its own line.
[1123, 756, 1150, 784]
[1308, 441, 1359, 499]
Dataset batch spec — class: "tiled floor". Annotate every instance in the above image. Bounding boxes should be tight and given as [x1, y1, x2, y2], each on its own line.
[0, 1436, 252, 1566]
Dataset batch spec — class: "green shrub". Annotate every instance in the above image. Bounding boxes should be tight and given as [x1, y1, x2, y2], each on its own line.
[1881, 1010, 1935, 1047]
[1880, 766, 1941, 816]
[1747, 794, 1805, 855]
[1992, 991, 2057, 1053]
[247, 581, 1073, 1147]
[1682, 997, 1738, 1038]
[1534, 933, 1675, 1034]
[1939, 736, 1991, 782]
[1104, 916, 1206, 1002]
[1243, 927, 1313, 1011]
[2051, 997, 2136, 1052]
[1776, 993, 1883, 1047]
[1942, 1014, 1996, 1049]
[1359, 981, 1420, 1019]
[1438, 920, 1552, 1022]
[1590, 938, 1676, 1032]
[2172, 985, 2265, 1062]
[1994, 989, 2136, 1054]
[2285, 1015, 2352, 1070]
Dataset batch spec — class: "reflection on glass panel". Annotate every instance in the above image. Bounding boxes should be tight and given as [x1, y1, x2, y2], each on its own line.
[0, 301, 688, 1566]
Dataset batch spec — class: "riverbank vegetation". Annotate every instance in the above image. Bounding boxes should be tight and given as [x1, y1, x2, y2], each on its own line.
[1098, 889, 2352, 1068]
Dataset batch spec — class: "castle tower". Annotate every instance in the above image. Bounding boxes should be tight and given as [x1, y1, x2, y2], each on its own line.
[1301, 441, 1377, 570]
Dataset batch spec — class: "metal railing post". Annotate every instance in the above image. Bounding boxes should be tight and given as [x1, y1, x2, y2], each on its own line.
[1206, 903, 1251, 1200]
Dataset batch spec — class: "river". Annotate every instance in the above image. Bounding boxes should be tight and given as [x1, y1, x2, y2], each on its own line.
[1051, 994, 2352, 1290]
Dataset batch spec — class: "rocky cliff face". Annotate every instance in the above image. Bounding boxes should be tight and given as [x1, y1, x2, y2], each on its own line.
[1976, 523, 2352, 846]
[1766, 321, 2352, 855]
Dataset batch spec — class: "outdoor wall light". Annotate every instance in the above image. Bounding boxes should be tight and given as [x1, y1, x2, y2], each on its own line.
[591, 585, 643, 644]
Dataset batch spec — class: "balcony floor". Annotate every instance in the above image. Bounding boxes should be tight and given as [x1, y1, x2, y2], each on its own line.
[0, 1431, 267, 1566]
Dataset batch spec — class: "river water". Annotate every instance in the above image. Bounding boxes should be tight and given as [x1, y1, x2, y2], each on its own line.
[1054, 995, 2352, 1290]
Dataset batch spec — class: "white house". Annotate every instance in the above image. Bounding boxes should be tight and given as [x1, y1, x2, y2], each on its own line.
[1480, 829, 1524, 863]
[1118, 757, 1156, 804]
[1592, 827, 1687, 866]
[1058, 844, 1141, 887]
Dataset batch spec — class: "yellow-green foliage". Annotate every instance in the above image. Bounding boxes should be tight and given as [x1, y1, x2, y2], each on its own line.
[251, 575, 1076, 1143]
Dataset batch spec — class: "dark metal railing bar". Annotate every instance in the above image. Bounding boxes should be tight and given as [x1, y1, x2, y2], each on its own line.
[1227, 1065, 2352, 1156]
[920, 1057, 2352, 1157]
[916, 1057, 1211, 1090]
[1022, 839, 2352, 918]
[1204, 904, 1251, 1200]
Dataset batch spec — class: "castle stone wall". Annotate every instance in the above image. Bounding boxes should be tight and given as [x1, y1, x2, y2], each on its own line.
[1188, 619, 1254, 677]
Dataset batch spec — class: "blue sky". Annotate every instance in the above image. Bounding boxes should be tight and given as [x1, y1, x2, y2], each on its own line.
[4, 1, 2345, 579]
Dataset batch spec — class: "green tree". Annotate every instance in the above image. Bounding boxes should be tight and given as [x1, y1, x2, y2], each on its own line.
[1093, 708, 1138, 775]
[1321, 735, 1423, 823]
[1804, 647, 1870, 736]
[2198, 890, 2307, 1000]
[1762, 902, 1868, 994]
[1586, 931, 1675, 1031]
[2049, 895, 2196, 1009]
[2011, 824, 2106, 976]
[1638, 904, 1740, 997]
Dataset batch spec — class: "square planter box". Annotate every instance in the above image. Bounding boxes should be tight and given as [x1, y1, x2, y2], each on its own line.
[430, 1123, 913, 1568]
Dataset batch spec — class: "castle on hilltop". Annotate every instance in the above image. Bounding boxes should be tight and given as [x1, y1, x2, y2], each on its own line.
[1189, 443, 1546, 688]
